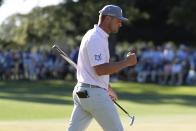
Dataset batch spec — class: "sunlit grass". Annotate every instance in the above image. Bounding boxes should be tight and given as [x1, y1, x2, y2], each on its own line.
[0, 80, 196, 121]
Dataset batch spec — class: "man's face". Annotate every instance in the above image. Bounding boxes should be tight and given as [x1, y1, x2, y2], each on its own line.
[108, 17, 122, 33]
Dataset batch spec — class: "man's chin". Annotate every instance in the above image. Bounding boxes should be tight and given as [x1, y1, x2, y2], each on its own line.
[112, 30, 119, 33]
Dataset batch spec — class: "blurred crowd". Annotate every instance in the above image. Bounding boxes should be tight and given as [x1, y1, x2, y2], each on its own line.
[115, 43, 196, 86]
[0, 43, 196, 86]
[0, 48, 78, 81]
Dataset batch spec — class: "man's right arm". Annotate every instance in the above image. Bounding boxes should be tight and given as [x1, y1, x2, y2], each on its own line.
[94, 53, 137, 76]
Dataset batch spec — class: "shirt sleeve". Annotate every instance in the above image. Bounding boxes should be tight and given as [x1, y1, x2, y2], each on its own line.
[86, 37, 107, 66]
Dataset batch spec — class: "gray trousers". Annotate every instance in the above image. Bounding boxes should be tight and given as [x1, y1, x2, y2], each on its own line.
[67, 84, 123, 131]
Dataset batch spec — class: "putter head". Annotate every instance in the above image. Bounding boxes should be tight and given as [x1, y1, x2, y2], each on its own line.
[129, 116, 135, 126]
[52, 45, 56, 48]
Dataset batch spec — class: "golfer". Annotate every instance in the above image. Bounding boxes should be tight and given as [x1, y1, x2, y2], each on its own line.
[68, 5, 137, 131]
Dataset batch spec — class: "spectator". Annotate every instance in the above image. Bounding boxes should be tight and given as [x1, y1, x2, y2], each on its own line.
[176, 44, 189, 62]
[70, 46, 79, 64]
[163, 43, 175, 62]
[0, 42, 196, 86]
[161, 60, 172, 85]
[186, 66, 196, 85]
[170, 58, 183, 85]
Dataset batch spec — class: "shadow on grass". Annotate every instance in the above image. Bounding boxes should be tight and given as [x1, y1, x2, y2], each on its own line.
[0, 80, 75, 105]
[0, 80, 196, 107]
[111, 82, 196, 107]
[117, 91, 196, 106]
[0, 95, 73, 105]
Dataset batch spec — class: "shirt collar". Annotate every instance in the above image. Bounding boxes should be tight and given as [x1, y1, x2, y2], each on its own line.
[94, 25, 109, 39]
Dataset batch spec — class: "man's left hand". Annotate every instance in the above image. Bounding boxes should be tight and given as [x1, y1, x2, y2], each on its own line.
[108, 85, 118, 101]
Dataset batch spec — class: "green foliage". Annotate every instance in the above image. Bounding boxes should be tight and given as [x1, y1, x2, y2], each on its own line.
[169, 0, 196, 34]
[1, 0, 196, 47]
[25, 6, 72, 45]
[0, 14, 26, 46]
[0, 0, 143, 47]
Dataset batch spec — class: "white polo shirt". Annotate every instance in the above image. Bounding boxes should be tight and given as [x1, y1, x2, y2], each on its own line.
[77, 25, 110, 90]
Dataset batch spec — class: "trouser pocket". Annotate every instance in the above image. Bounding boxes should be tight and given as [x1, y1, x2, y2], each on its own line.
[76, 90, 89, 98]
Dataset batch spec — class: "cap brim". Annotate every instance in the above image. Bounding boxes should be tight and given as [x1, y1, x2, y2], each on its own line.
[118, 17, 128, 21]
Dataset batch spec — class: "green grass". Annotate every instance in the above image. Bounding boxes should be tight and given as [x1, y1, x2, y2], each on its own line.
[0, 80, 196, 121]
[113, 82, 196, 116]
[0, 80, 74, 120]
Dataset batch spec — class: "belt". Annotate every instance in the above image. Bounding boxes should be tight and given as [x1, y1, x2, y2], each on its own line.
[77, 83, 106, 90]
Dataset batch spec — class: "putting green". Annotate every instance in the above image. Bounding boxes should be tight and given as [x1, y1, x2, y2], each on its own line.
[0, 115, 195, 131]
[0, 80, 196, 131]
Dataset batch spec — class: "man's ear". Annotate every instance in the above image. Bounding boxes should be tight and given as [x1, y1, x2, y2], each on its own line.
[104, 16, 112, 22]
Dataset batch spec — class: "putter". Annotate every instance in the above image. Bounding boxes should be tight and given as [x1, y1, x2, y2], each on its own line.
[52, 44, 77, 69]
[52, 44, 135, 126]
[113, 101, 135, 126]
